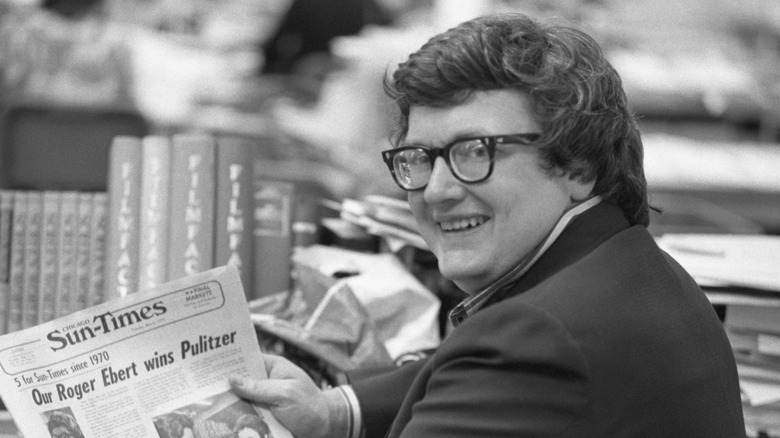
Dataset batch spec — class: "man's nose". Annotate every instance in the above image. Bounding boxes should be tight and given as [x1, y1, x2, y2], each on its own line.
[423, 157, 464, 203]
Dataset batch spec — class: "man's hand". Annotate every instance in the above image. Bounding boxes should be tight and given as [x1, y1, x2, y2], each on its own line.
[229, 354, 349, 438]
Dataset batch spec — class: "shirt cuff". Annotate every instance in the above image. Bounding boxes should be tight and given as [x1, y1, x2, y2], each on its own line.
[336, 385, 364, 438]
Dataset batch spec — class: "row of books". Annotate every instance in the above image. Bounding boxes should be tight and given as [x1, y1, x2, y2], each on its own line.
[0, 133, 303, 336]
[0, 190, 107, 334]
[104, 133, 298, 304]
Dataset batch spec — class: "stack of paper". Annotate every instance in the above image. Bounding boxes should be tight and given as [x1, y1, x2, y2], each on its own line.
[657, 233, 780, 436]
[336, 195, 427, 251]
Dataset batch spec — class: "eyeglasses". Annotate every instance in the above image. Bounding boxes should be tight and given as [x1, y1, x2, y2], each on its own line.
[381, 133, 541, 191]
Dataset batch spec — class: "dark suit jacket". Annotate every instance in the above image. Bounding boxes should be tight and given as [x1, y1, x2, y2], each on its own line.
[351, 202, 745, 438]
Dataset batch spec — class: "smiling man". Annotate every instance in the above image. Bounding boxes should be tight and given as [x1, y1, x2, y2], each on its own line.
[231, 12, 745, 438]
[399, 90, 591, 294]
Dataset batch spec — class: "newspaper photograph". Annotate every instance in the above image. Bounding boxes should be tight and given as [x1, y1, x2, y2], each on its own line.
[0, 265, 292, 438]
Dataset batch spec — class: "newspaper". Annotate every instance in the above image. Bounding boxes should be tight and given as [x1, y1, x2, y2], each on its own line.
[0, 265, 292, 438]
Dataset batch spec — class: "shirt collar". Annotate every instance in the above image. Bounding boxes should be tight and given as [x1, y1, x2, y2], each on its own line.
[448, 196, 603, 327]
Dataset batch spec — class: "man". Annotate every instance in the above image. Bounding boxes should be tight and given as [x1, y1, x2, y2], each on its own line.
[231, 13, 745, 438]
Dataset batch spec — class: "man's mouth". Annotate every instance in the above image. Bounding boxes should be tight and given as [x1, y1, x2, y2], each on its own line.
[439, 216, 488, 232]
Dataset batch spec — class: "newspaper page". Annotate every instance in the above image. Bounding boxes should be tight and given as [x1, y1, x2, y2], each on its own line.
[0, 265, 292, 438]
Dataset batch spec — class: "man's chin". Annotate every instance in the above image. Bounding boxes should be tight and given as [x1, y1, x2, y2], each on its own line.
[438, 263, 485, 294]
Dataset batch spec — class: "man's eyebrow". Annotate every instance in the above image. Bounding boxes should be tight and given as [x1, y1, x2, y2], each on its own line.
[398, 140, 426, 148]
[400, 131, 487, 148]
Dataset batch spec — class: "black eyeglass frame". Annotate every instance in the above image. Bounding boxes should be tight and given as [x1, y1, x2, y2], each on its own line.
[381, 133, 541, 191]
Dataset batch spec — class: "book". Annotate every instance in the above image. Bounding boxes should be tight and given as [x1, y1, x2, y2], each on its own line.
[6, 192, 26, 333]
[88, 193, 108, 306]
[73, 192, 93, 312]
[137, 135, 171, 291]
[725, 303, 780, 335]
[167, 133, 216, 281]
[55, 191, 79, 318]
[0, 191, 13, 334]
[20, 191, 42, 329]
[252, 179, 295, 300]
[37, 191, 60, 324]
[214, 136, 253, 297]
[104, 136, 142, 298]
[292, 187, 322, 249]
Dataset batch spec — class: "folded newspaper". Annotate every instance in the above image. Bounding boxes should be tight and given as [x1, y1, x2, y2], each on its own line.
[0, 265, 292, 438]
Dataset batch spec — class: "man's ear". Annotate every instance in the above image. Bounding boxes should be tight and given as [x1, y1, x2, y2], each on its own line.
[564, 163, 596, 202]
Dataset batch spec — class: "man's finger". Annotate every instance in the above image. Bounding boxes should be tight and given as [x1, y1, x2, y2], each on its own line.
[263, 354, 310, 380]
[229, 376, 293, 405]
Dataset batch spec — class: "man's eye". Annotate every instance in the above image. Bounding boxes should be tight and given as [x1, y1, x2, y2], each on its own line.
[454, 142, 488, 159]
[403, 151, 428, 165]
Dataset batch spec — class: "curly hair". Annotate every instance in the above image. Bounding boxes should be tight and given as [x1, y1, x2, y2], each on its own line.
[385, 13, 649, 226]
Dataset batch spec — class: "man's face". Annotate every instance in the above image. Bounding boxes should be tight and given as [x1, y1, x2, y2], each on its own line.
[405, 90, 588, 293]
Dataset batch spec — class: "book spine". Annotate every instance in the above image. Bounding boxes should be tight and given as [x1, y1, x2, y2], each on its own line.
[214, 136, 253, 298]
[0, 190, 14, 334]
[88, 193, 108, 306]
[74, 193, 93, 312]
[167, 133, 215, 281]
[252, 179, 295, 300]
[7, 192, 27, 332]
[137, 135, 171, 290]
[104, 136, 142, 298]
[21, 191, 42, 329]
[37, 191, 60, 324]
[55, 191, 79, 318]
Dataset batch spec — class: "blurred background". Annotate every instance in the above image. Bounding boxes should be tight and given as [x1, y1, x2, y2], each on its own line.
[0, 0, 779, 235]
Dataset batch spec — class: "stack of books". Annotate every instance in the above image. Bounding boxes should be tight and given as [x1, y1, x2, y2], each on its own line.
[657, 233, 780, 437]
